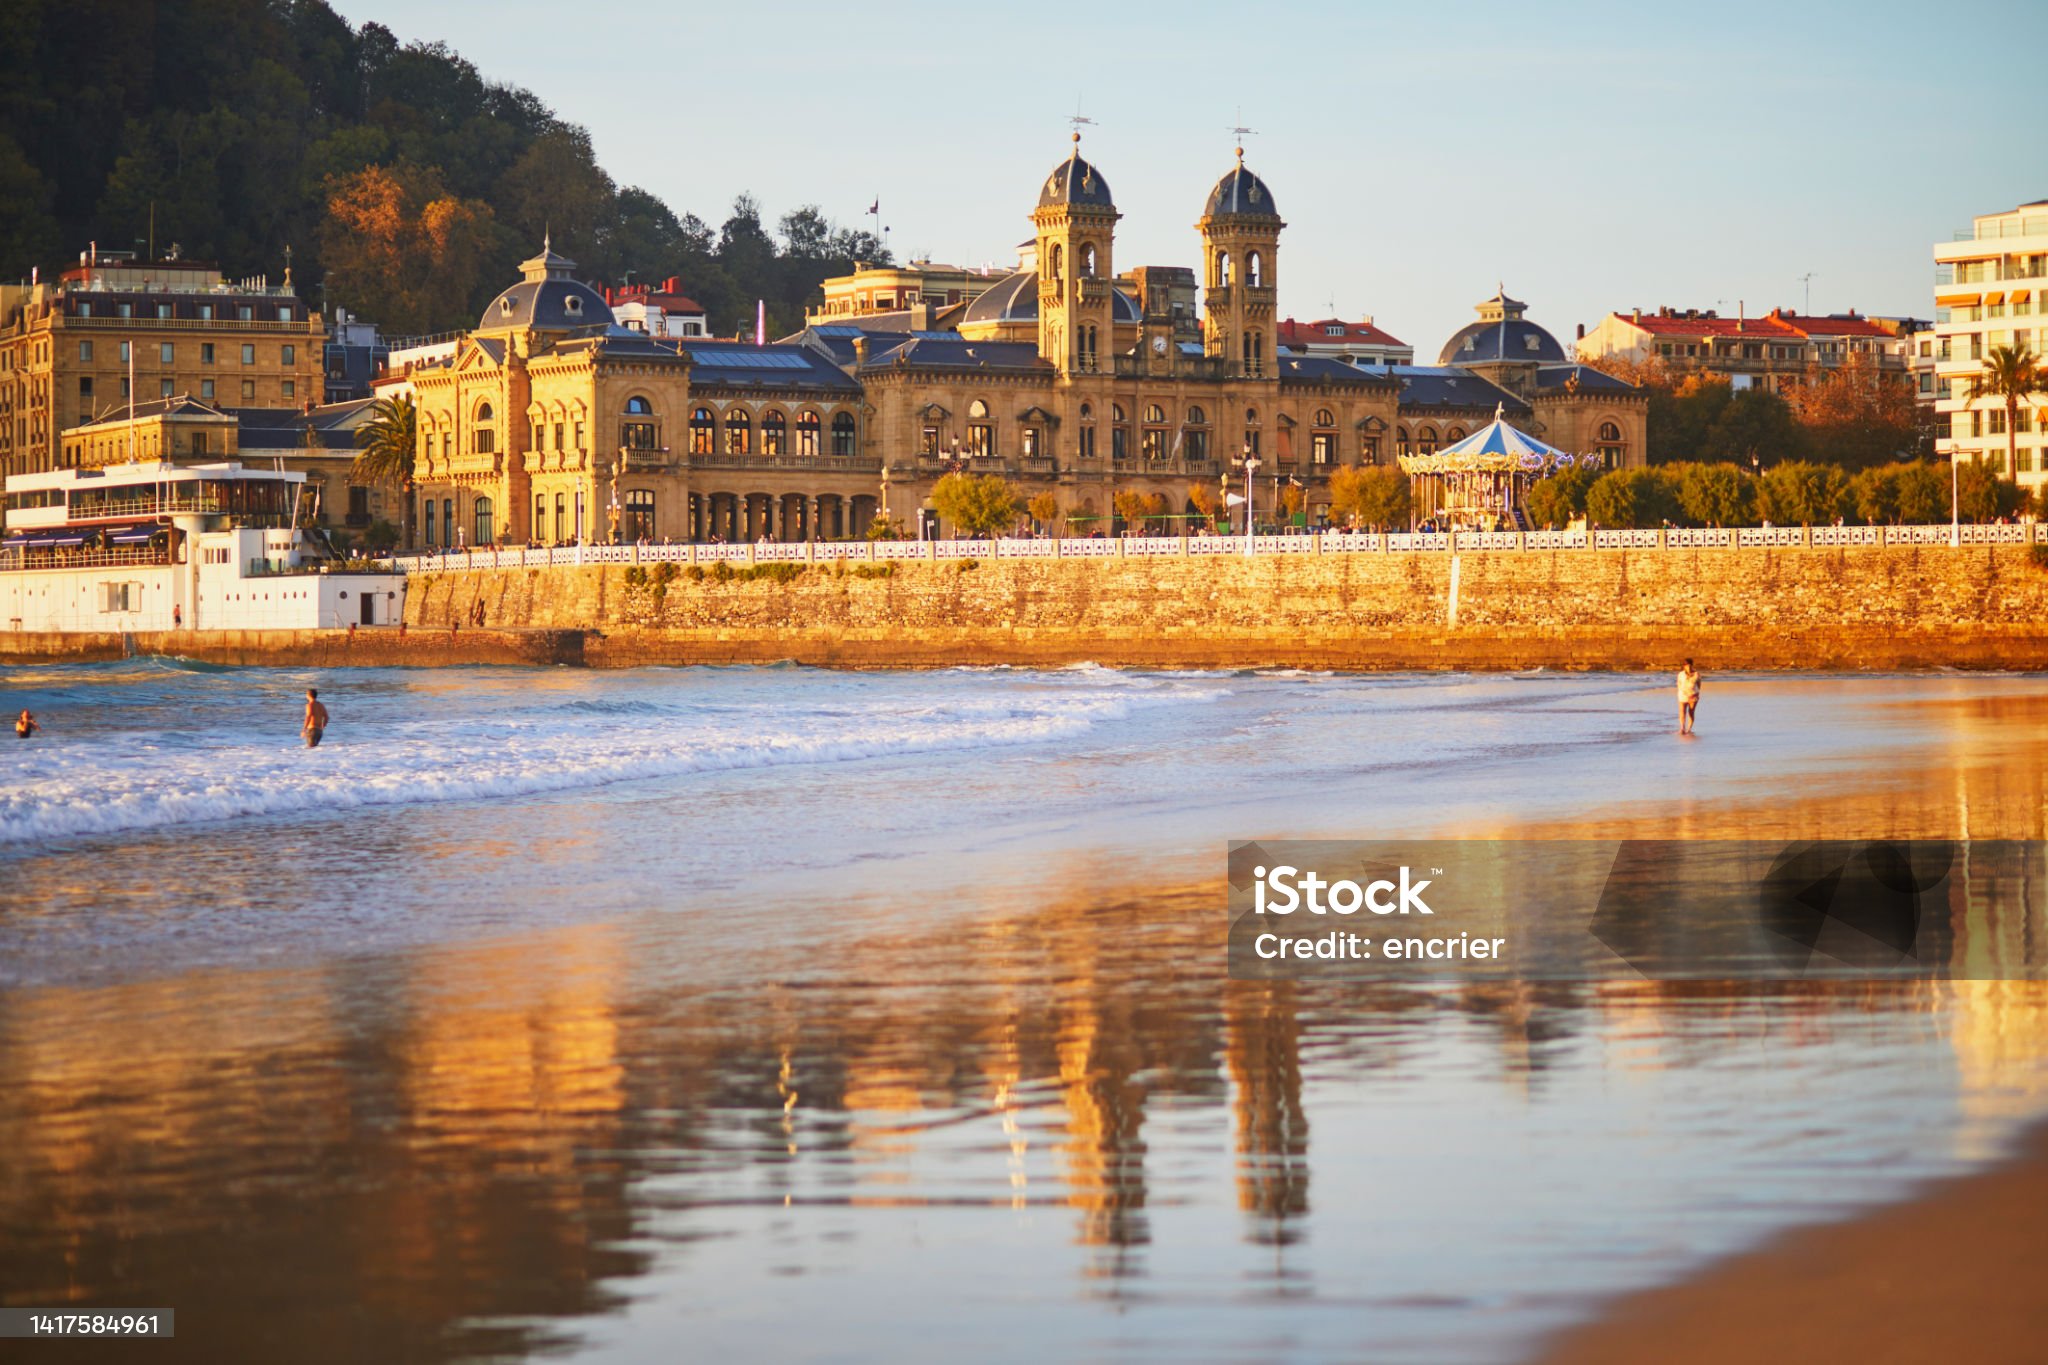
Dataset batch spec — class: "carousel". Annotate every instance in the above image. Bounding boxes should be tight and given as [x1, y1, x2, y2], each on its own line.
[1397, 405, 1600, 530]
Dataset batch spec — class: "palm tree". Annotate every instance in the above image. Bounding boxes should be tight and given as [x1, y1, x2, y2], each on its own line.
[350, 394, 419, 547]
[1966, 344, 2045, 480]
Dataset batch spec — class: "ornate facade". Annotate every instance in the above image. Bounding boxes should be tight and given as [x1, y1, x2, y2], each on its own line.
[406, 145, 1646, 547]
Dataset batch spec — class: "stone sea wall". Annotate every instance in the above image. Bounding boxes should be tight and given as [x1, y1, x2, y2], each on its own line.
[4, 543, 2044, 671]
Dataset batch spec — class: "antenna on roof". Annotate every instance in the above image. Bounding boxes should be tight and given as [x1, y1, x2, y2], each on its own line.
[1796, 271, 1817, 314]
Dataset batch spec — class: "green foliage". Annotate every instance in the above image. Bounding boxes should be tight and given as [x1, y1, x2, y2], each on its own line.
[350, 394, 417, 490]
[1675, 463, 1753, 527]
[1585, 468, 1681, 529]
[851, 562, 897, 579]
[955, 559, 979, 573]
[1966, 346, 2047, 479]
[933, 472, 1021, 538]
[1756, 460, 1851, 526]
[1523, 467, 1596, 529]
[1027, 491, 1060, 530]
[1848, 461, 1950, 525]
[865, 515, 907, 541]
[0, 2, 891, 335]
[1327, 465, 1410, 530]
[1956, 458, 2029, 523]
[359, 519, 399, 551]
[2030, 544, 2048, 571]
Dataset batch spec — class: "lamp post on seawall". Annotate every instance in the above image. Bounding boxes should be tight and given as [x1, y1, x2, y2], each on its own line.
[1239, 450, 1262, 553]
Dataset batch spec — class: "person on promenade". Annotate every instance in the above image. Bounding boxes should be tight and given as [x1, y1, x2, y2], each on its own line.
[1677, 659, 1702, 736]
[15, 708, 39, 739]
[172, 603, 182, 629]
[302, 689, 329, 749]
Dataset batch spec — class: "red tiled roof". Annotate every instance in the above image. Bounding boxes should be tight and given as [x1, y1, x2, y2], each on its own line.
[1609, 309, 1893, 341]
[1276, 316, 1407, 348]
[1768, 311, 1893, 338]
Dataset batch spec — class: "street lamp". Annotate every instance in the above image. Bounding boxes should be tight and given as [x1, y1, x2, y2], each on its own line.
[1238, 445, 1262, 553]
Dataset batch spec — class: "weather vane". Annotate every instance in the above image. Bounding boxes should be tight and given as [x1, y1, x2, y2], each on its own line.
[1229, 108, 1258, 159]
[1067, 105, 1095, 143]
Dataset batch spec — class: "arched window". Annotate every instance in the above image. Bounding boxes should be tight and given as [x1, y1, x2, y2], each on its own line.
[554, 492, 567, 543]
[1145, 404, 1166, 425]
[1185, 406, 1209, 462]
[1243, 407, 1261, 458]
[1248, 251, 1264, 288]
[965, 399, 992, 456]
[473, 401, 495, 455]
[424, 497, 437, 546]
[763, 410, 787, 456]
[1081, 243, 1097, 277]
[1142, 404, 1169, 460]
[690, 407, 715, 455]
[1446, 427, 1466, 441]
[1599, 421, 1623, 441]
[621, 395, 657, 451]
[831, 412, 856, 456]
[725, 409, 752, 455]
[1217, 251, 1233, 287]
[1397, 426, 1412, 458]
[1187, 405, 1206, 425]
[1049, 243, 1063, 282]
[1597, 419, 1625, 464]
[535, 493, 545, 539]
[796, 409, 821, 456]
[1111, 404, 1130, 462]
[624, 489, 655, 541]
[473, 495, 494, 546]
[1419, 425, 1439, 455]
[1311, 410, 1337, 466]
[968, 399, 990, 419]
[1077, 403, 1096, 459]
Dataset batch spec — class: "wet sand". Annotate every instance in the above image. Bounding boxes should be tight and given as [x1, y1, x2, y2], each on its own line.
[1533, 1117, 2048, 1364]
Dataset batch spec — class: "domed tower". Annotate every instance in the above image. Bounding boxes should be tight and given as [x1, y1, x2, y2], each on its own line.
[1199, 148, 1284, 379]
[1032, 133, 1120, 376]
[1437, 288, 1565, 398]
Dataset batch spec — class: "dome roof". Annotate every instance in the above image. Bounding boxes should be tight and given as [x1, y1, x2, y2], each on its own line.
[1038, 138, 1114, 210]
[478, 238, 616, 332]
[960, 270, 1141, 326]
[1204, 154, 1279, 219]
[1436, 289, 1566, 365]
[479, 277, 614, 333]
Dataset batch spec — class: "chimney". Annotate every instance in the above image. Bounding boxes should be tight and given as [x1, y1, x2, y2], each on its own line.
[1632, 307, 1641, 325]
[1576, 322, 1586, 340]
[852, 335, 870, 366]
[1738, 300, 1745, 332]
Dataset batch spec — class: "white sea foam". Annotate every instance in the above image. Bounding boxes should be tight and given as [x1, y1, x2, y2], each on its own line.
[0, 683, 1212, 844]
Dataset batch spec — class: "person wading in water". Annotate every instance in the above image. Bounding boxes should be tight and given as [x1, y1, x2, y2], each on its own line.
[1677, 659, 1702, 736]
[302, 689, 330, 749]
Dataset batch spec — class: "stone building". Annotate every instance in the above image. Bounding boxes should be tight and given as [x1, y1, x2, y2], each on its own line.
[402, 143, 1645, 547]
[0, 249, 325, 480]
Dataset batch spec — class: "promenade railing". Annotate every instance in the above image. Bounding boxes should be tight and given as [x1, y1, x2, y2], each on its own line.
[384, 522, 2048, 575]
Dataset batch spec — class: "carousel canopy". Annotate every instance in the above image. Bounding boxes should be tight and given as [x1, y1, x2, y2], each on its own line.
[1398, 405, 1595, 476]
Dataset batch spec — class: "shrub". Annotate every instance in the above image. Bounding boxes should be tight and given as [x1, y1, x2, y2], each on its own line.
[1327, 465, 1411, 530]
[1523, 467, 1596, 529]
[1756, 460, 1851, 526]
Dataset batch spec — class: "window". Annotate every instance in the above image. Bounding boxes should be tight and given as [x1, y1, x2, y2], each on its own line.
[117, 302, 131, 319]
[1247, 251, 1263, 287]
[78, 377, 92, 399]
[120, 341, 131, 363]
[725, 409, 752, 455]
[79, 341, 92, 362]
[282, 345, 295, 366]
[1023, 426, 1040, 457]
[159, 378, 173, 398]
[553, 421, 564, 451]
[1082, 243, 1097, 277]
[762, 410, 786, 455]
[796, 410, 821, 455]
[279, 306, 293, 323]
[832, 412, 856, 456]
[1049, 243, 1063, 282]
[1419, 425, 1439, 455]
[198, 304, 213, 321]
[555, 493, 568, 542]
[690, 407, 715, 454]
[1217, 251, 1233, 286]
[574, 420, 585, 451]
[624, 489, 655, 541]
[241, 379, 255, 400]
[1111, 407, 1128, 461]
[425, 498, 437, 546]
[282, 380, 295, 400]
[201, 343, 214, 365]
[444, 498, 455, 544]
[159, 342, 174, 364]
[536, 493, 546, 538]
[921, 425, 940, 455]
[238, 344, 253, 365]
[474, 402, 495, 455]
[201, 379, 214, 400]
[474, 496, 494, 545]
[1311, 432, 1335, 464]
[237, 306, 252, 321]
[621, 395, 657, 451]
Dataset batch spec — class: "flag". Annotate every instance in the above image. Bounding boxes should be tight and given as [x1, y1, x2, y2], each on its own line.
[867, 199, 879, 216]
[1225, 493, 1247, 507]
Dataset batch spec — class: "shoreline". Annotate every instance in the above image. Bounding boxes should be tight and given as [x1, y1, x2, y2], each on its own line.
[6, 622, 2048, 671]
[1529, 1113, 2048, 1364]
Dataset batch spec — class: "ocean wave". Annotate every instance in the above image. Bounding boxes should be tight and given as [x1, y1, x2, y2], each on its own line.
[0, 686, 1211, 845]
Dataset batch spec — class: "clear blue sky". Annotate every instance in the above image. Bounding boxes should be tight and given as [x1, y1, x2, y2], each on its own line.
[335, 0, 2046, 357]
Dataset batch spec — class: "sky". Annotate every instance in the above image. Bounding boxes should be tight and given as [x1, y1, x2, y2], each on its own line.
[334, 0, 2047, 357]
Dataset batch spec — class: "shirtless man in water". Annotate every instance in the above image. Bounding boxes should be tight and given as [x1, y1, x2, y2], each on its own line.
[14, 709, 38, 739]
[1676, 659, 1702, 736]
[302, 688, 330, 748]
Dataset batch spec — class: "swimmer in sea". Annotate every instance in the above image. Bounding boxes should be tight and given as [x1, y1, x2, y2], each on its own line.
[303, 688, 329, 749]
[15, 708, 38, 739]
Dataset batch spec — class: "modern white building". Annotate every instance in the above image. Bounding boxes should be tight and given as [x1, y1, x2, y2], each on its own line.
[1933, 200, 2048, 486]
[2, 461, 405, 632]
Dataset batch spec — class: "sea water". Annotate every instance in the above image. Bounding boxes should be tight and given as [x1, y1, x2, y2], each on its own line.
[0, 664, 2044, 1362]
